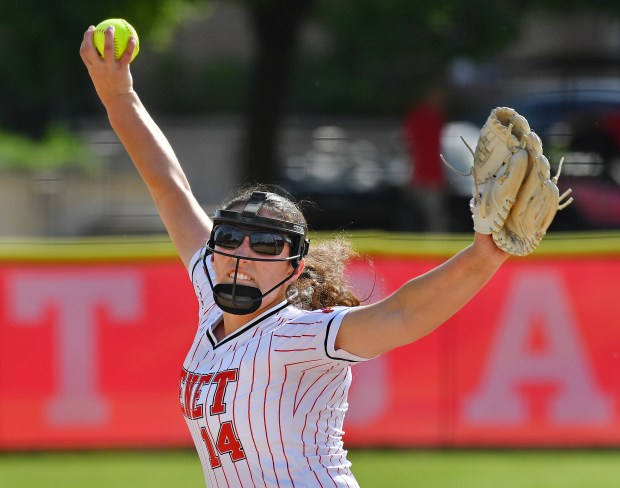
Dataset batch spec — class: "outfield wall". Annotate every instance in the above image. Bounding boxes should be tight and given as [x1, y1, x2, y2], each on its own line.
[0, 232, 619, 449]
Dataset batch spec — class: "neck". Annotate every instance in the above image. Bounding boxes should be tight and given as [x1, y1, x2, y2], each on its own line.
[217, 295, 287, 339]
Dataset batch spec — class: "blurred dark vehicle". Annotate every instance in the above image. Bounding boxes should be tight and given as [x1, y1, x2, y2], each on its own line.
[282, 83, 620, 232]
[510, 86, 620, 230]
[280, 125, 411, 231]
[444, 83, 620, 231]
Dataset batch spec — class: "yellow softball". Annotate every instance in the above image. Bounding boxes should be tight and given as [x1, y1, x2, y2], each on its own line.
[93, 18, 139, 62]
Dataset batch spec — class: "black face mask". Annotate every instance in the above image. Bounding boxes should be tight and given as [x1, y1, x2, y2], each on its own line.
[203, 192, 309, 315]
[202, 245, 302, 315]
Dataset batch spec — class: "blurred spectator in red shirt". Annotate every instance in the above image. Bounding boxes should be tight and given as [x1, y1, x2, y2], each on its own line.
[402, 85, 449, 232]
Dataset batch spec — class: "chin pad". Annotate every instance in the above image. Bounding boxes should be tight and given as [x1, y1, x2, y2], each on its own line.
[212, 284, 263, 315]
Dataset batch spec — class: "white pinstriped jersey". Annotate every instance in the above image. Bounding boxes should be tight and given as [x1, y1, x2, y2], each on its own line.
[181, 248, 369, 487]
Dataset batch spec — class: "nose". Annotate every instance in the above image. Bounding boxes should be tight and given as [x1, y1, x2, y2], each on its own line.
[235, 236, 254, 257]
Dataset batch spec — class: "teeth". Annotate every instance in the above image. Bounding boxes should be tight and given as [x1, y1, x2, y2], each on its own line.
[229, 272, 251, 281]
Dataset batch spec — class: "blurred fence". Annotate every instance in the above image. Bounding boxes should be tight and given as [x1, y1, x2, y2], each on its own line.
[0, 232, 619, 449]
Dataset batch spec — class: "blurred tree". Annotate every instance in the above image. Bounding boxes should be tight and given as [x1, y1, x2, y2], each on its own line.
[1, 0, 618, 184]
[235, 0, 521, 182]
[239, 0, 317, 184]
[0, 0, 205, 137]
[308, 0, 522, 113]
[302, 0, 620, 113]
[240, 0, 620, 182]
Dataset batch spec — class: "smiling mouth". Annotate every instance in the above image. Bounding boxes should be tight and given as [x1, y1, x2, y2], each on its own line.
[229, 271, 252, 282]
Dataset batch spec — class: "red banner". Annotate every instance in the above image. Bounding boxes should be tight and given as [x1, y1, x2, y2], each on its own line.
[1, 255, 619, 449]
[0, 261, 197, 449]
[344, 257, 620, 447]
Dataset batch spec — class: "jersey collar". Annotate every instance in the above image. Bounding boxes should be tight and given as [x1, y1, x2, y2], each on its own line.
[207, 300, 290, 349]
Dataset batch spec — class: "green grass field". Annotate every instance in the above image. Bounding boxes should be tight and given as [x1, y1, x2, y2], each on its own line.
[0, 449, 618, 487]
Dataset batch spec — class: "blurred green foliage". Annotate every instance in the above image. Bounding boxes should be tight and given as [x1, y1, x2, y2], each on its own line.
[0, 0, 618, 177]
[299, 0, 522, 114]
[0, 0, 208, 137]
[0, 126, 98, 172]
[0, 0, 210, 172]
[140, 56, 250, 114]
[1, 0, 617, 129]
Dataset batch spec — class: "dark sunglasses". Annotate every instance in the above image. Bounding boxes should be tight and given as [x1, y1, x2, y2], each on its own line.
[212, 224, 293, 256]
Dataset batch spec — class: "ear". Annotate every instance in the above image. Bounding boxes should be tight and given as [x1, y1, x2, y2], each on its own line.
[290, 258, 305, 281]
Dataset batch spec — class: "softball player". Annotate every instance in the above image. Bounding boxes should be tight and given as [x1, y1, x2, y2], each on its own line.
[80, 25, 508, 487]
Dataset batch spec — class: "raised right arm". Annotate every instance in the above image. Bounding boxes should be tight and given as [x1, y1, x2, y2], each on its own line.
[79, 25, 212, 267]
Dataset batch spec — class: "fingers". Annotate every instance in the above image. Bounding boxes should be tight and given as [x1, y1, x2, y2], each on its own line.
[80, 24, 133, 69]
[120, 36, 137, 65]
[79, 25, 96, 66]
[103, 25, 116, 64]
[102, 25, 134, 68]
[80, 22, 135, 103]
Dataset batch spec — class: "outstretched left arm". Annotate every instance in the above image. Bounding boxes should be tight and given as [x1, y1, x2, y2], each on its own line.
[336, 233, 509, 358]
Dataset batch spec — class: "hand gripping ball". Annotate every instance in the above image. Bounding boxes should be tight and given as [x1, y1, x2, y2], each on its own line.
[93, 18, 140, 62]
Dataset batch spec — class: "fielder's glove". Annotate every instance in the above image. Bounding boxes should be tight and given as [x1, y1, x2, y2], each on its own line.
[442, 106, 573, 256]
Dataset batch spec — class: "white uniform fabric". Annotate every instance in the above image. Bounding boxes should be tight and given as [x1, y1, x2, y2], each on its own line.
[181, 247, 370, 487]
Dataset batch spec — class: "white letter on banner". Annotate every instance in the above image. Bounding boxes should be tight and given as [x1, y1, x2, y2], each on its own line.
[9, 271, 141, 426]
[463, 270, 613, 425]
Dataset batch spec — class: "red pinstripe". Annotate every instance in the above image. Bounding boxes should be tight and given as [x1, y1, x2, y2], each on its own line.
[274, 347, 317, 353]
[326, 378, 354, 487]
[201, 410, 227, 486]
[287, 320, 322, 326]
[273, 334, 317, 338]
[222, 343, 244, 487]
[262, 333, 285, 487]
[188, 334, 206, 364]
[196, 422, 220, 488]
[205, 355, 228, 485]
[312, 371, 348, 486]
[291, 362, 333, 416]
[316, 371, 350, 487]
[246, 328, 269, 487]
[299, 364, 339, 487]
[278, 364, 296, 485]
[234, 328, 263, 487]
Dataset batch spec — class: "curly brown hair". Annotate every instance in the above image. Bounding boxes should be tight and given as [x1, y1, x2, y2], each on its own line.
[288, 235, 361, 309]
[219, 184, 361, 310]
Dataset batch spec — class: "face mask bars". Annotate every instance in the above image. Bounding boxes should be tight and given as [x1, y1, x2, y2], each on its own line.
[202, 245, 303, 315]
[203, 191, 310, 315]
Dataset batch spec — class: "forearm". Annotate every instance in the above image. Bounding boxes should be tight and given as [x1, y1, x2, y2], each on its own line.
[394, 233, 508, 343]
[80, 25, 211, 265]
[337, 234, 508, 358]
[104, 91, 191, 201]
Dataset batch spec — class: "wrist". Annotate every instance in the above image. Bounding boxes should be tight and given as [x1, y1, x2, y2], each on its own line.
[473, 232, 510, 266]
[99, 88, 138, 108]
[103, 90, 146, 132]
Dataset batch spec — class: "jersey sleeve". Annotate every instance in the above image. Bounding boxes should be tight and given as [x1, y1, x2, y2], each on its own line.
[188, 246, 214, 288]
[187, 246, 217, 329]
[283, 307, 374, 364]
[188, 246, 207, 280]
[323, 307, 376, 362]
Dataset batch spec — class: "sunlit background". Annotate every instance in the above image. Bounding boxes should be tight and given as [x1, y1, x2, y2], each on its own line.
[0, 1, 619, 487]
